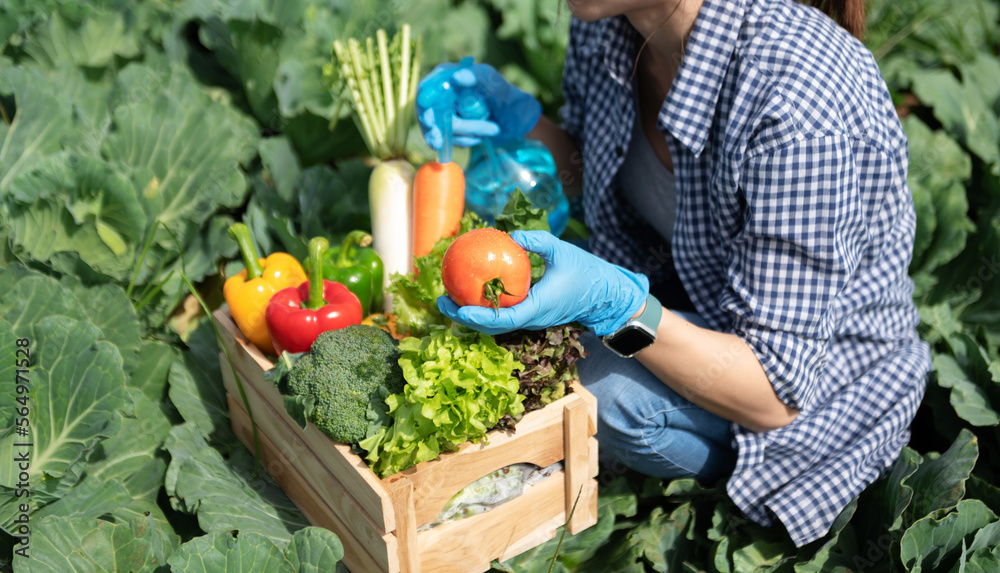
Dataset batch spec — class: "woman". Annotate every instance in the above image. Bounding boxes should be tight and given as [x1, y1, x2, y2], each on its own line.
[418, 0, 931, 547]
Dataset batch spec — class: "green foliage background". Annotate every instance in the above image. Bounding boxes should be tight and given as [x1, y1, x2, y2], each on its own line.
[0, 0, 998, 570]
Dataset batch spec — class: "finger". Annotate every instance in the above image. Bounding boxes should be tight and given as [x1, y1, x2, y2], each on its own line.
[422, 107, 461, 132]
[460, 292, 544, 333]
[451, 67, 476, 87]
[419, 107, 435, 128]
[510, 230, 561, 261]
[452, 117, 500, 138]
[436, 295, 462, 319]
[455, 305, 524, 335]
[421, 108, 499, 142]
[419, 63, 459, 89]
[425, 132, 484, 151]
[452, 136, 482, 148]
[437, 296, 516, 335]
[424, 126, 442, 151]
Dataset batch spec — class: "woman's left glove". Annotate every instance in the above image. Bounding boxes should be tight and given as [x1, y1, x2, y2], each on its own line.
[437, 231, 649, 335]
[416, 61, 542, 150]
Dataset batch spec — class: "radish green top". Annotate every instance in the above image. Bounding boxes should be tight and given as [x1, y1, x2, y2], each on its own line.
[331, 25, 422, 160]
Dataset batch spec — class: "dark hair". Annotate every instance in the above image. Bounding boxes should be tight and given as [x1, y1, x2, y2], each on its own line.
[813, 0, 866, 39]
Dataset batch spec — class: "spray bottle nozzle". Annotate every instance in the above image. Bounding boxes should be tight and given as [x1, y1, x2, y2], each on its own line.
[456, 91, 489, 120]
[455, 58, 491, 123]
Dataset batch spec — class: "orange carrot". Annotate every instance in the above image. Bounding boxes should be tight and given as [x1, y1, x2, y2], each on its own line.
[411, 160, 465, 261]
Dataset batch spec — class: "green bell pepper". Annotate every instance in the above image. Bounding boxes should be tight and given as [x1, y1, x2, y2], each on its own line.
[306, 230, 384, 314]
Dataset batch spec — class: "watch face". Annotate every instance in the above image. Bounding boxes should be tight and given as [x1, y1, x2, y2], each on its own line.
[604, 324, 655, 357]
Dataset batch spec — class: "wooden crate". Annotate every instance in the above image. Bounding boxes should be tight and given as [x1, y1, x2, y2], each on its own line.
[213, 308, 600, 573]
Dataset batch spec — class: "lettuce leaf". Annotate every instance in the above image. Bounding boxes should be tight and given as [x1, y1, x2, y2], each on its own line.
[359, 326, 524, 477]
[494, 188, 549, 283]
[494, 323, 589, 418]
[387, 211, 485, 337]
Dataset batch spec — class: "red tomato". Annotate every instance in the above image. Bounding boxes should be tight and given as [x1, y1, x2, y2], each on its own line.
[441, 228, 531, 309]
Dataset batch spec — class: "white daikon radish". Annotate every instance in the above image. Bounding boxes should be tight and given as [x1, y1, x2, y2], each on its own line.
[333, 25, 422, 312]
[368, 158, 414, 307]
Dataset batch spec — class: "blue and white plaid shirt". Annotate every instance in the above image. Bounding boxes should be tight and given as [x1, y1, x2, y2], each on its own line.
[560, 0, 932, 546]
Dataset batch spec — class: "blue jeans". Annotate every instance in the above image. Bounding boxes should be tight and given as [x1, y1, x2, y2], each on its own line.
[577, 311, 737, 482]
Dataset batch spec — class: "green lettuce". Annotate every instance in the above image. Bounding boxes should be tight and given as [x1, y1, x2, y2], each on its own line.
[386, 211, 485, 338]
[494, 323, 588, 418]
[360, 326, 524, 477]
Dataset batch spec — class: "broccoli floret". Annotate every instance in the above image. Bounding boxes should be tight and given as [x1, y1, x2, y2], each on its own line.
[286, 325, 405, 444]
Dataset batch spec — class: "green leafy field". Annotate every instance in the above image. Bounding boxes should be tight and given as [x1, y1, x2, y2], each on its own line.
[1, 0, 998, 570]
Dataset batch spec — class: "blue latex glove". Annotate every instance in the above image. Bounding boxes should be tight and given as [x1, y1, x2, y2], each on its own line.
[437, 231, 649, 336]
[417, 61, 542, 150]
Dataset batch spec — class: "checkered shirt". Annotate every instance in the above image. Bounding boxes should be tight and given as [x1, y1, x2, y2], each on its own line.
[559, 0, 932, 546]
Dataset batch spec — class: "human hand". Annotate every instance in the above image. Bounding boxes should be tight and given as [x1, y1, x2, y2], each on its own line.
[416, 61, 542, 150]
[437, 231, 649, 335]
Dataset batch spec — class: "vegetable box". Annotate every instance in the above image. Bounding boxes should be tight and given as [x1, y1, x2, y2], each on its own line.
[212, 308, 600, 573]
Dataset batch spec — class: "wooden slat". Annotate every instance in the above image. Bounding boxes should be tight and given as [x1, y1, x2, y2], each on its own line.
[495, 478, 598, 564]
[220, 359, 394, 549]
[386, 476, 420, 573]
[214, 309, 395, 533]
[393, 402, 567, 528]
[417, 472, 570, 573]
[588, 436, 600, 478]
[393, 384, 597, 528]
[213, 307, 276, 377]
[563, 399, 593, 534]
[573, 381, 599, 435]
[227, 394, 398, 573]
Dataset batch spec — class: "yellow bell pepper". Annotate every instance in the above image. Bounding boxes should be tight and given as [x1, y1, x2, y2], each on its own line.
[223, 223, 307, 355]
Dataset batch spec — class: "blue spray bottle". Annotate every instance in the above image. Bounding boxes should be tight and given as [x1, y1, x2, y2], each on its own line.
[454, 60, 570, 236]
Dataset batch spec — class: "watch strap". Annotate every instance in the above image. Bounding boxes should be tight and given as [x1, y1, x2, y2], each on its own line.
[634, 293, 662, 334]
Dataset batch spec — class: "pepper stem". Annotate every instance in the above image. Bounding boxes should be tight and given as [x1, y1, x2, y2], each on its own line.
[306, 237, 330, 310]
[337, 230, 374, 267]
[228, 223, 264, 280]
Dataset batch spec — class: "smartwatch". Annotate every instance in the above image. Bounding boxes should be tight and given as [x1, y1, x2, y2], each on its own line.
[601, 293, 661, 358]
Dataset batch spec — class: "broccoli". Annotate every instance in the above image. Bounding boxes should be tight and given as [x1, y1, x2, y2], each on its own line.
[285, 324, 405, 444]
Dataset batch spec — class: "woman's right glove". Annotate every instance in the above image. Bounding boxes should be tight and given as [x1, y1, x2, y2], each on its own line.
[416, 61, 542, 150]
[437, 231, 650, 336]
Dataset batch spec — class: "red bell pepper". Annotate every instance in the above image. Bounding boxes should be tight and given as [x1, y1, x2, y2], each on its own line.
[265, 237, 364, 354]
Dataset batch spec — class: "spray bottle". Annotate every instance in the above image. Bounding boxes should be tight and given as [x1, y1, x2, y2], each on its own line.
[455, 60, 570, 236]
